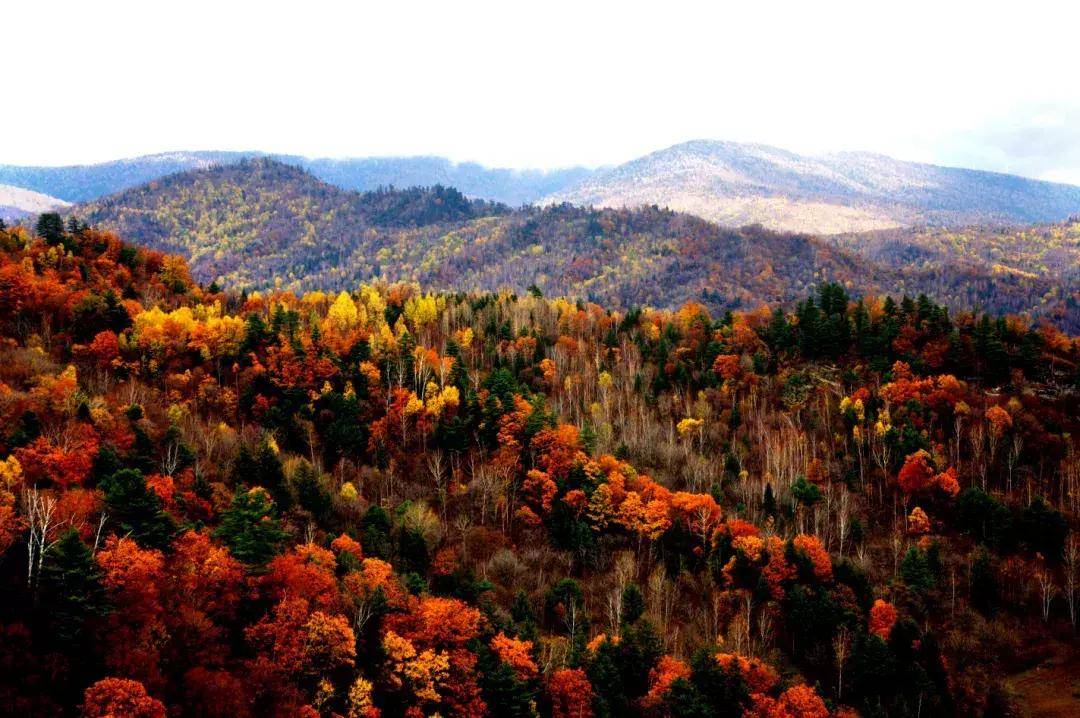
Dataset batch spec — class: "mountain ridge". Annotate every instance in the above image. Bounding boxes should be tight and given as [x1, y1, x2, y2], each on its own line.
[67, 158, 1079, 329]
[543, 139, 1080, 233]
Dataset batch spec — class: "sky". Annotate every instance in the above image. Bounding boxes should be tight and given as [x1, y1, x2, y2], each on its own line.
[6, 1, 1080, 183]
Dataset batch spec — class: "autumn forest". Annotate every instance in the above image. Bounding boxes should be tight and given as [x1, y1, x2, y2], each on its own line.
[0, 211, 1078, 718]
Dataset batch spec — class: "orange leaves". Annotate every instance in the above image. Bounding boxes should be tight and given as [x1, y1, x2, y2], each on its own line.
[167, 530, 244, 620]
[265, 543, 341, 612]
[792, 534, 833, 582]
[985, 404, 1013, 437]
[715, 653, 779, 694]
[83, 677, 167, 718]
[762, 536, 796, 600]
[331, 533, 363, 562]
[532, 423, 584, 481]
[523, 469, 558, 516]
[869, 599, 897, 640]
[934, 466, 960, 497]
[907, 507, 931, 536]
[387, 595, 482, 649]
[13, 425, 100, 489]
[548, 668, 594, 718]
[302, 610, 357, 674]
[746, 684, 829, 718]
[245, 597, 356, 679]
[490, 632, 538, 680]
[712, 353, 742, 381]
[643, 655, 690, 708]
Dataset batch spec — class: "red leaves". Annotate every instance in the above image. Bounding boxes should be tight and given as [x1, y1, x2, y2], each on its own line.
[82, 677, 166, 718]
[869, 599, 897, 640]
[549, 668, 594, 718]
[264, 543, 341, 612]
[898, 450, 960, 498]
[897, 450, 935, 495]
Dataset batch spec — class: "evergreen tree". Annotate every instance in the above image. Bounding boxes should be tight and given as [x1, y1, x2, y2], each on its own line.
[37, 529, 109, 647]
[100, 469, 177, 549]
[35, 212, 66, 244]
[901, 547, 934, 593]
[214, 487, 286, 566]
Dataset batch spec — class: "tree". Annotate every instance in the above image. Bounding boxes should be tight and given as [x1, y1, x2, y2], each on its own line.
[869, 599, 897, 640]
[214, 487, 287, 566]
[100, 469, 177, 550]
[901, 547, 934, 593]
[35, 212, 66, 244]
[82, 677, 166, 718]
[548, 668, 593, 718]
[37, 528, 108, 648]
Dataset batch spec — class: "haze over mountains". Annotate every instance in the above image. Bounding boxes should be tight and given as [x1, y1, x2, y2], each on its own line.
[0, 151, 592, 207]
[5, 139, 1080, 233]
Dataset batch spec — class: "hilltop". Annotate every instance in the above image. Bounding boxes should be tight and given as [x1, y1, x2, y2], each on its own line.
[71, 159, 1078, 328]
[544, 140, 1080, 234]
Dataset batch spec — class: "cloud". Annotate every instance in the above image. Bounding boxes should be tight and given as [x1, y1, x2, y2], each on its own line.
[934, 104, 1080, 185]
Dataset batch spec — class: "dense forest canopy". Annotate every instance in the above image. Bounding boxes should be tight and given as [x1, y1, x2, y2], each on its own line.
[0, 218, 1078, 717]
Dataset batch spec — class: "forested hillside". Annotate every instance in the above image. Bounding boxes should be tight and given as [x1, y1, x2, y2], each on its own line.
[0, 221, 1078, 717]
[71, 159, 1079, 330]
[831, 221, 1080, 331]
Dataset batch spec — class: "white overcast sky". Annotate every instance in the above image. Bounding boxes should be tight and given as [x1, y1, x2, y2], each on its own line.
[5, 1, 1080, 183]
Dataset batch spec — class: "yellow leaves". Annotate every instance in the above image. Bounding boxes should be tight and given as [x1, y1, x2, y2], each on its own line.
[839, 396, 865, 422]
[339, 482, 359, 502]
[676, 417, 704, 438]
[424, 384, 460, 418]
[326, 291, 362, 333]
[347, 676, 375, 718]
[598, 371, 614, 391]
[455, 327, 473, 348]
[382, 630, 449, 703]
[403, 392, 424, 417]
[358, 285, 386, 322]
[403, 294, 440, 330]
[0, 455, 22, 498]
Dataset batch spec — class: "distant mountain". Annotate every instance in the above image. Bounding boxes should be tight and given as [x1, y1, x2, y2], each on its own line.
[69, 158, 1076, 327]
[543, 140, 1080, 234]
[0, 184, 70, 221]
[0, 152, 593, 206]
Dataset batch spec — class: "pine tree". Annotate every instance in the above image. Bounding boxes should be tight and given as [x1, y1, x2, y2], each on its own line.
[214, 487, 286, 566]
[100, 469, 177, 549]
[37, 529, 109, 647]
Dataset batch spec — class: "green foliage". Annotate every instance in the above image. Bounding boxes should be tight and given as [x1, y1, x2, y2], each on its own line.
[100, 469, 177, 549]
[213, 487, 286, 566]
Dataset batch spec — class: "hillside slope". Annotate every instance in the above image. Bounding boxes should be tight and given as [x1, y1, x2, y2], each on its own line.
[544, 140, 1080, 234]
[71, 159, 1079, 328]
[0, 220, 1077, 717]
[72, 159, 889, 308]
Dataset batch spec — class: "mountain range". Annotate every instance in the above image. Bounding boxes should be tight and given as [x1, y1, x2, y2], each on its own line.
[68, 158, 1080, 329]
[0, 151, 592, 207]
[6, 139, 1080, 233]
[543, 140, 1080, 234]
